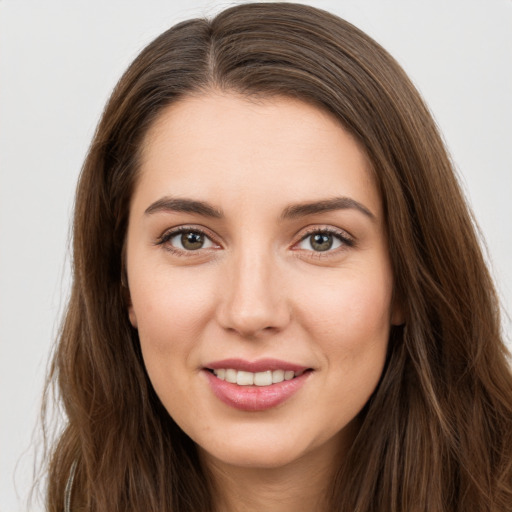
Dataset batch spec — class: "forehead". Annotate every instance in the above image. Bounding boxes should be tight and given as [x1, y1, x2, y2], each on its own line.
[135, 92, 381, 217]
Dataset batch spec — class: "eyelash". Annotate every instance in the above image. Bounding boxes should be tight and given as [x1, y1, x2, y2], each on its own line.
[155, 226, 355, 256]
[294, 227, 355, 254]
[155, 226, 219, 256]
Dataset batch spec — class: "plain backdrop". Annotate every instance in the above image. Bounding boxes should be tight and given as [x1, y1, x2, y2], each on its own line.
[1, 1, 511, 510]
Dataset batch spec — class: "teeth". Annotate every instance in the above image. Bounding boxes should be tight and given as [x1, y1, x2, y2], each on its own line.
[236, 371, 254, 386]
[212, 368, 303, 386]
[254, 370, 272, 386]
[225, 369, 237, 383]
[272, 369, 284, 383]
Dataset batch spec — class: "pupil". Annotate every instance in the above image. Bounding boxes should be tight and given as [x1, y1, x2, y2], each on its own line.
[181, 232, 204, 250]
[311, 233, 332, 251]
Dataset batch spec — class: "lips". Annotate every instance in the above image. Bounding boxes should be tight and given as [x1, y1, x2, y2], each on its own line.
[204, 358, 313, 411]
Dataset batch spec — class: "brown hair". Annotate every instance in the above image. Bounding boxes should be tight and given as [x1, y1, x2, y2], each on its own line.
[42, 2, 512, 511]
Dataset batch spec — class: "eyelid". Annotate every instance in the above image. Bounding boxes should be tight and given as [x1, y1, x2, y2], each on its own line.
[155, 225, 222, 252]
[154, 224, 354, 256]
[292, 225, 355, 252]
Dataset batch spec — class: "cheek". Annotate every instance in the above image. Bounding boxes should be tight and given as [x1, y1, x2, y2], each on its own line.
[129, 266, 217, 359]
[294, 264, 393, 406]
[129, 270, 216, 417]
[296, 267, 393, 347]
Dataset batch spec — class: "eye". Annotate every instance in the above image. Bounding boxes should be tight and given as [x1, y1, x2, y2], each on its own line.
[158, 228, 217, 252]
[296, 229, 353, 252]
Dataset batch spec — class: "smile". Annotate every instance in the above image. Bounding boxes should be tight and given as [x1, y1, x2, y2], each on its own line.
[211, 368, 305, 386]
[203, 359, 313, 411]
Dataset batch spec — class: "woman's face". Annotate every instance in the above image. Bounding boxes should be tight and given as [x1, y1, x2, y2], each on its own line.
[126, 92, 401, 471]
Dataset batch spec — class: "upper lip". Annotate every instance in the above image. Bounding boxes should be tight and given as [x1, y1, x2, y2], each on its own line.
[205, 358, 310, 373]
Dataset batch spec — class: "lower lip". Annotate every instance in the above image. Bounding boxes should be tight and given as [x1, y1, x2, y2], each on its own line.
[204, 370, 311, 411]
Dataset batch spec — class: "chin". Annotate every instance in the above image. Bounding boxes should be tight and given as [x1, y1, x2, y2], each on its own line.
[193, 420, 347, 473]
[200, 442, 307, 470]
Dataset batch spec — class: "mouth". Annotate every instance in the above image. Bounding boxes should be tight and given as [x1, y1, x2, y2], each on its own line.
[203, 359, 314, 411]
[206, 368, 310, 386]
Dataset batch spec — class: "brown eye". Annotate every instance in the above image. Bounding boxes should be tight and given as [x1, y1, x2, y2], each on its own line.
[163, 230, 216, 251]
[310, 233, 333, 251]
[181, 232, 205, 250]
[296, 230, 351, 253]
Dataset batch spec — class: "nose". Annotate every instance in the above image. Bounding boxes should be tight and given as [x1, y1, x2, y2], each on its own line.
[215, 249, 291, 338]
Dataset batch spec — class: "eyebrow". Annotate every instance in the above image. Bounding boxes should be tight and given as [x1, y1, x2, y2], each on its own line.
[281, 197, 375, 221]
[144, 195, 375, 221]
[144, 197, 224, 218]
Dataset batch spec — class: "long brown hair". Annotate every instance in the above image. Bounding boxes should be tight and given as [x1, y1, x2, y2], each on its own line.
[42, 3, 512, 510]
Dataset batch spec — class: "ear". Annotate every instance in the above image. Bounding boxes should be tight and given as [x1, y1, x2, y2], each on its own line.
[128, 304, 138, 328]
[121, 270, 138, 328]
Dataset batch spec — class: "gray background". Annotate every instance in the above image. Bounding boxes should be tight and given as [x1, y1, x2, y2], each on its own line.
[1, 1, 511, 510]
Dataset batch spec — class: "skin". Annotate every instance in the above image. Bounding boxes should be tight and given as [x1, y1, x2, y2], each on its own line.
[126, 92, 402, 512]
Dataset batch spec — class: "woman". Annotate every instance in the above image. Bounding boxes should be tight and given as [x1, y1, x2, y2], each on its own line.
[43, 2, 512, 511]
